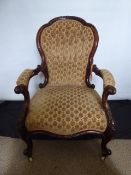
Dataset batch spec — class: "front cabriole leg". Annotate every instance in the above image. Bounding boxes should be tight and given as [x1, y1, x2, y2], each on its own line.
[101, 85, 116, 160]
[21, 129, 33, 161]
[14, 85, 33, 161]
[18, 124, 33, 161]
[101, 119, 116, 160]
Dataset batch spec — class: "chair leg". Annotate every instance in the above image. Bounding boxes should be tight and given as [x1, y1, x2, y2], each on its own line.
[101, 133, 112, 160]
[20, 127, 33, 161]
[23, 136, 33, 161]
[101, 121, 116, 160]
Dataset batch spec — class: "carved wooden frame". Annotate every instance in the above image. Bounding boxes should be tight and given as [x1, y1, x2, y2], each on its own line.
[14, 16, 116, 160]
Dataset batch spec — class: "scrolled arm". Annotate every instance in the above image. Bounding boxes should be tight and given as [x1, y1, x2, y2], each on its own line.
[93, 64, 116, 108]
[102, 85, 116, 109]
[16, 65, 43, 87]
[100, 69, 115, 89]
[16, 69, 34, 87]
[14, 84, 30, 117]
[92, 64, 116, 130]
[93, 65, 115, 89]
[14, 65, 42, 116]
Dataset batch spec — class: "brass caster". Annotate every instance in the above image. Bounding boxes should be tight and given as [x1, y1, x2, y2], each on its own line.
[28, 157, 33, 162]
[101, 156, 106, 161]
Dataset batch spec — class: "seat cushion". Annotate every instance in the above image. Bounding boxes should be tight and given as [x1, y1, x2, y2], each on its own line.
[26, 86, 107, 135]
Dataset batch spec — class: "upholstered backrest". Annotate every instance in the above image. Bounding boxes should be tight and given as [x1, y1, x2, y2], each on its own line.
[38, 17, 97, 86]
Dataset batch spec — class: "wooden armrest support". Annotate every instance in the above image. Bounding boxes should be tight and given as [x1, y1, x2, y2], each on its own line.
[93, 64, 116, 108]
[14, 85, 30, 118]
[16, 65, 44, 87]
[92, 64, 116, 128]
[14, 65, 47, 119]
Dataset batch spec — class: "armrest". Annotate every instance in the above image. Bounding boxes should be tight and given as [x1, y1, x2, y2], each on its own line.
[93, 65, 115, 89]
[92, 65, 116, 129]
[16, 69, 34, 87]
[15, 64, 42, 93]
[16, 65, 43, 88]
[14, 65, 42, 116]
[93, 64, 116, 110]
[99, 69, 115, 89]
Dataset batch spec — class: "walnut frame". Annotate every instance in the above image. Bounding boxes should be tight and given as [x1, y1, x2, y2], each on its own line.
[14, 16, 116, 160]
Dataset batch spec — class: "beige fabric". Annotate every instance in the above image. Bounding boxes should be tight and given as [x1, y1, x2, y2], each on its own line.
[40, 19, 94, 86]
[26, 86, 107, 135]
[1, 137, 131, 175]
[16, 69, 33, 86]
[100, 69, 115, 88]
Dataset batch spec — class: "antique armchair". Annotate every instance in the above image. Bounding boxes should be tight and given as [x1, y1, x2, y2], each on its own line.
[14, 16, 116, 161]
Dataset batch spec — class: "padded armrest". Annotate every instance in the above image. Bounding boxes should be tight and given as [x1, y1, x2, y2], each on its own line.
[100, 69, 115, 88]
[16, 69, 33, 86]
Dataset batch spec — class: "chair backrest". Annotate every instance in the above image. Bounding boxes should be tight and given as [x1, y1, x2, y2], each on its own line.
[37, 16, 99, 86]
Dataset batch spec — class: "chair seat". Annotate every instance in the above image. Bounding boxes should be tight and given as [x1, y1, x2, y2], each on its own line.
[26, 86, 107, 135]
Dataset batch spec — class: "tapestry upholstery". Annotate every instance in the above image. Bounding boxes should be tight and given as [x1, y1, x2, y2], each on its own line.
[15, 19, 116, 136]
[40, 19, 94, 86]
[25, 86, 107, 135]
[100, 69, 115, 88]
[17, 69, 33, 86]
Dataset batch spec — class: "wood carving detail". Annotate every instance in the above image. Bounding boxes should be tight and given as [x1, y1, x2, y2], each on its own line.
[93, 64, 116, 158]
[14, 16, 116, 160]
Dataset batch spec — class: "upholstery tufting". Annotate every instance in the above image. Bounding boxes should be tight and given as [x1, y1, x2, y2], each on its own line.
[25, 86, 107, 135]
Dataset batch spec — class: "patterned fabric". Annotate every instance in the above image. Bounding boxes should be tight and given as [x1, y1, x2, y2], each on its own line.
[16, 69, 33, 86]
[100, 69, 115, 88]
[40, 19, 94, 86]
[26, 86, 107, 135]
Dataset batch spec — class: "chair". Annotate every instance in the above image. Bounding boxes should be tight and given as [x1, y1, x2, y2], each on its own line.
[14, 16, 116, 161]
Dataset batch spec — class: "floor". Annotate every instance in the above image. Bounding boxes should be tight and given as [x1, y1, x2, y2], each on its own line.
[0, 136, 131, 175]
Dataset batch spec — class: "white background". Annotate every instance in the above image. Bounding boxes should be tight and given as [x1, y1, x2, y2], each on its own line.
[0, 0, 131, 100]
